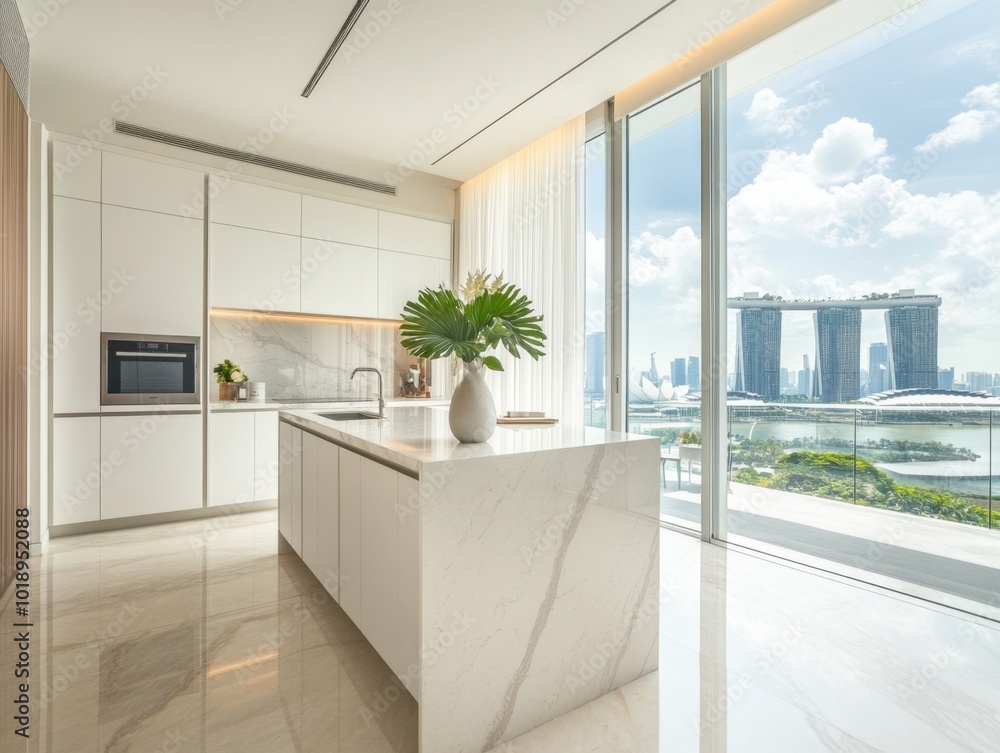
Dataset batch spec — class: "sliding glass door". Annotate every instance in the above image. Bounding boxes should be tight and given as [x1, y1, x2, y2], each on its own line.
[625, 83, 703, 531]
[593, 0, 1000, 616]
[722, 0, 1000, 612]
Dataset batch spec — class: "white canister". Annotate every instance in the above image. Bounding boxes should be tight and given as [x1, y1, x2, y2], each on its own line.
[247, 382, 266, 402]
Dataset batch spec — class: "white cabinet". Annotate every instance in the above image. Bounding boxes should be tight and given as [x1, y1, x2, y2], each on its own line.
[278, 423, 302, 554]
[378, 249, 451, 319]
[102, 152, 205, 218]
[360, 457, 400, 672]
[338, 447, 362, 625]
[52, 417, 102, 526]
[397, 474, 420, 694]
[209, 413, 256, 507]
[210, 179, 300, 235]
[51, 197, 102, 413]
[100, 414, 203, 520]
[254, 411, 279, 501]
[378, 213, 451, 259]
[315, 440, 340, 600]
[51, 141, 101, 202]
[101, 205, 204, 336]
[302, 195, 377, 247]
[209, 224, 300, 312]
[300, 239, 378, 318]
[300, 432, 320, 572]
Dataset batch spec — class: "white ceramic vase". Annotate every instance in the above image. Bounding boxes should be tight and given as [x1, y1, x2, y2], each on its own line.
[449, 362, 496, 443]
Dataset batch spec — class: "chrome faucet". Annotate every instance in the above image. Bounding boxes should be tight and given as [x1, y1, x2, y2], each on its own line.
[351, 367, 385, 418]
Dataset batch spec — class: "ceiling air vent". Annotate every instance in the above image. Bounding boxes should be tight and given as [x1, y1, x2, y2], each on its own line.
[114, 120, 396, 196]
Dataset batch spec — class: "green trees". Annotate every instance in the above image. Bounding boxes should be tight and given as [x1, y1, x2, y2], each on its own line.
[733, 449, 999, 528]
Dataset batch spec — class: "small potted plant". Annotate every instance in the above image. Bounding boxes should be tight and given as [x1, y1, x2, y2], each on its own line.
[214, 359, 248, 401]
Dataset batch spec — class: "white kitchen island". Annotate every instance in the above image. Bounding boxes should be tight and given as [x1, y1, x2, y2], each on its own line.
[278, 404, 660, 753]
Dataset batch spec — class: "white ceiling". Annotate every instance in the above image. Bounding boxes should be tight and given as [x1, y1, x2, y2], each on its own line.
[18, 0, 771, 185]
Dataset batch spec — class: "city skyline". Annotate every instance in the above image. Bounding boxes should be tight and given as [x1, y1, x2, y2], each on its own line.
[588, 0, 1000, 380]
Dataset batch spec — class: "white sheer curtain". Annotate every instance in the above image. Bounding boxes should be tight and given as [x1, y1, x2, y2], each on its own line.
[458, 116, 585, 423]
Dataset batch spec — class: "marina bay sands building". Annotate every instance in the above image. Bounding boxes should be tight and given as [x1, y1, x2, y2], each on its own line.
[730, 290, 941, 403]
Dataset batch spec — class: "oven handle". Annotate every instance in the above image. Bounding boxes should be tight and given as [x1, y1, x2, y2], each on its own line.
[114, 351, 189, 358]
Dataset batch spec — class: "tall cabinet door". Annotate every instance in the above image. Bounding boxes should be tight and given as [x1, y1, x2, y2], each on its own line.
[277, 423, 302, 554]
[300, 432, 320, 572]
[253, 411, 279, 501]
[314, 441, 340, 600]
[338, 448, 362, 626]
[360, 456, 399, 672]
[100, 414, 204, 520]
[51, 197, 102, 413]
[209, 412, 256, 507]
[397, 474, 420, 696]
[101, 205, 204, 336]
[52, 417, 102, 526]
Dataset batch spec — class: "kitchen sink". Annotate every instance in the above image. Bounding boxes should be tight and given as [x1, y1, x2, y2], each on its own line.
[315, 411, 382, 421]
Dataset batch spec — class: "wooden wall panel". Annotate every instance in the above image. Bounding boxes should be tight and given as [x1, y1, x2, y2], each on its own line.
[0, 58, 27, 598]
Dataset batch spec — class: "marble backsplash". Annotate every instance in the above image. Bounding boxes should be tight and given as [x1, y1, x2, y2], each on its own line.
[209, 313, 444, 401]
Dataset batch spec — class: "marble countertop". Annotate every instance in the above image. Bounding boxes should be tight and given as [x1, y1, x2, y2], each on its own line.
[210, 398, 448, 412]
[279, 404, 656, 472]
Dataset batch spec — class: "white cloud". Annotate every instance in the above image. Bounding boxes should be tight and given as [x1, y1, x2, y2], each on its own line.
[728, 119, 896, 248]
[745, 89, 797, 136]
[628, 225, 700, 288]
[744, 85, 830, 138]
[808, 117, 891, 183]
[943, 39, 1000, 73]
[916, 82, 1000, 153]
[723, 114, 1000, 372]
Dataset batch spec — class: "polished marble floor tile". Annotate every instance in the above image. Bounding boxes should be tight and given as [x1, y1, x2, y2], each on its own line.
[1, 511, 997, 752]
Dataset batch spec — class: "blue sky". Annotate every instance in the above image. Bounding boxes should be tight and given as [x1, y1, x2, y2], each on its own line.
[588, 0, 1000, 381]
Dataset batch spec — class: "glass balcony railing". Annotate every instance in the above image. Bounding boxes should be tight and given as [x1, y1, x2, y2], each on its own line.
[726, 404, 998, 530]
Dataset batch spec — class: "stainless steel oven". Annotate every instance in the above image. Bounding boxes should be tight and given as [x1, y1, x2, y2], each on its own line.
[101, 333, 201, 405]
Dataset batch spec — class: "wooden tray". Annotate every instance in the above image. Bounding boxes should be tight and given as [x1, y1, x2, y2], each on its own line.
[497, 416, 559, 424]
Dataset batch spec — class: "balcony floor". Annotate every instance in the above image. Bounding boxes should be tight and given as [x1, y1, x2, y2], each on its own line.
[662, 478, 1000, 613]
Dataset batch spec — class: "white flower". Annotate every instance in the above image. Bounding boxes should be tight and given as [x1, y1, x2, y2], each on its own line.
[230, 370, 243, 383]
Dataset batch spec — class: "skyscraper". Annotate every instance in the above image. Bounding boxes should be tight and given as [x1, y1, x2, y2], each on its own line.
[868, 342, 889, 394]
[937, 367, 954, 390]
[671, 358, 687, 387]
[886, 306, 938, 389]
[686, 356, 700, 390]
[734, 308, 782, 399]
[585, 332, 605, 398]
[799, 354, 812, 397]
[814, 308, 861, 402]
[967, 371, 993, 392]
